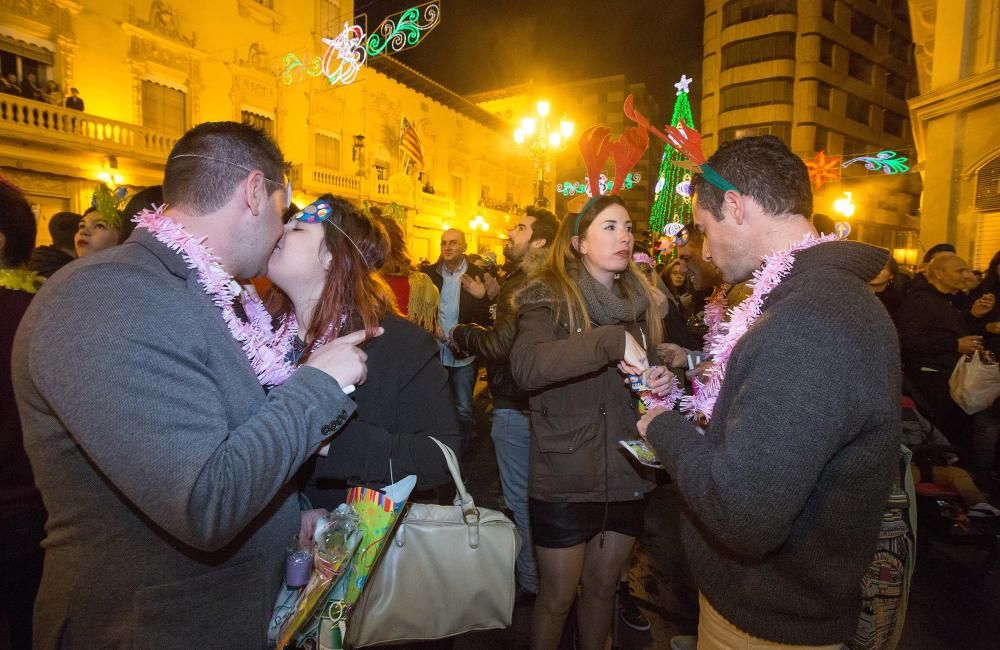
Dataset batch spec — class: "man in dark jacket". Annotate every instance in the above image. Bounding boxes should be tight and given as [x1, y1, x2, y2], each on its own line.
[897, 254, 987, 451]
[28, 211, 80, 278]
[64, 87, 84, 111]
[451, 207, 558, 597]
[423, 228, 491, 446]
[639, 136, 900, 647]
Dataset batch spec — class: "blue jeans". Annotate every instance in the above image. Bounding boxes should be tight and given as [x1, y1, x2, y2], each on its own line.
[447, 363, 477, 445]
[492, 408, 538, 593]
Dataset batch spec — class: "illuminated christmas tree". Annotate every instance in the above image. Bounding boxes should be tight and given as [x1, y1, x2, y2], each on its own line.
[649, 75, 695, 236]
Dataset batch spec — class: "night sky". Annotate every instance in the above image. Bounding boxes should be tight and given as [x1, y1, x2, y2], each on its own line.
[357, 0, 705, 121]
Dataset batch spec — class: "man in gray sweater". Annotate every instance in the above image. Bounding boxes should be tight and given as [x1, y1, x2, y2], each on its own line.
[639, 136, 900, 647]
[13, 122, 372, 648]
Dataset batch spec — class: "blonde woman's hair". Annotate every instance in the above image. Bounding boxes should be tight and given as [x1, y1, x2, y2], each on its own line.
[543, 195, 662, 349]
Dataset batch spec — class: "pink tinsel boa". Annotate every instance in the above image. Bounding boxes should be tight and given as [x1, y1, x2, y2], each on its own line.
[680, 233, 840, 421]
[134, 206, 298, 387]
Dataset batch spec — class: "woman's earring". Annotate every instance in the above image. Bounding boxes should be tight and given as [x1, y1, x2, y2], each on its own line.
[614, 272, 621, 280]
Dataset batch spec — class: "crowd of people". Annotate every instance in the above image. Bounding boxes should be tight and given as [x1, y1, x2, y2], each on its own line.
[2, 120, 999, 650]
[0, 72, 85, 111]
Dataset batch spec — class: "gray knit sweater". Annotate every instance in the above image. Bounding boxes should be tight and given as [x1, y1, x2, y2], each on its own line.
[646, 240, 900, 645]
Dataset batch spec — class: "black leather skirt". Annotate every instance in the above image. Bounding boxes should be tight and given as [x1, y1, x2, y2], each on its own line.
[529, 498, 645, 548]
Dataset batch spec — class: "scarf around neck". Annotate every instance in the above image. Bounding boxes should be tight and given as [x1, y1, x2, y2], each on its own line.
[570, 261, 649, 327]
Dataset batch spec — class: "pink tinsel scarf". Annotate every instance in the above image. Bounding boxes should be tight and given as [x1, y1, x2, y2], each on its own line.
[134, 207, 297, 387]
[680, 233, 840, 422]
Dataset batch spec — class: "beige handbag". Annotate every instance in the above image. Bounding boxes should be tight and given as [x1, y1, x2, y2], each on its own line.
[346, 437, 522, 647]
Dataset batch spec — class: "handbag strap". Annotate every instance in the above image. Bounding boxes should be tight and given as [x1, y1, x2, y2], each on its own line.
[429, 437, 482, 548]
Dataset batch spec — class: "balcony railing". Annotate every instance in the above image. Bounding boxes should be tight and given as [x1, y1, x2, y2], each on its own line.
[0, 96, 177, 162]
[417, 192, 455, 216]
[291, 164, 363, 196]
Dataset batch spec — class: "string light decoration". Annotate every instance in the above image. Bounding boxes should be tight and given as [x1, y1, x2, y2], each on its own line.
[365, 1, 441, 57]
[321, 22, 367, 85]
[281, 1, 441, 87]
[842, 150, 910, 175]
[804, 150, 842, 189]
[675, 173, 692, 198]
[557, 172, 641, 197]
[649, 74, 696, 237]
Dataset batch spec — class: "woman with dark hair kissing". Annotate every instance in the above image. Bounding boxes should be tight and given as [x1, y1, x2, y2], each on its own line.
[266, 194, 462, 506]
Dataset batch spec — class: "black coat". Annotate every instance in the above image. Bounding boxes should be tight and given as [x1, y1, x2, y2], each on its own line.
[300, 314, 462, 507]
[28, 246, 74, 279]
[422, 258, 491, 328]
[897, 283, 970, 373]
[451, 265, 531, 410]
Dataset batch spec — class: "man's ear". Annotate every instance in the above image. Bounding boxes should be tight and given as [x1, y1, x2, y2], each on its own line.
[243, 172, 265, 216]
[530, 238, 547, 249]
[723, 190, 745, 225]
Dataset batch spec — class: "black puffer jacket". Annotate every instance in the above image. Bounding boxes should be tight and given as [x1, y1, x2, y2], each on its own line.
[450, 248, 546, 410]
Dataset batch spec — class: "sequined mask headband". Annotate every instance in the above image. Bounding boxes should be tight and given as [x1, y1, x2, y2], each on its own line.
[295, 199, 371, 269]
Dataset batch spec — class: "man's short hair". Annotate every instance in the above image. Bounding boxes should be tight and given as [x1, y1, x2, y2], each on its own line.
[923, 243, 956, 264]
[525, 206, 558, 247]
[48, 211, 82, 250]
[120, 186, 163, 243]
[163, 122, 285, 216]
[442, 227, 466, 244]
[927, 253, 961, 277]
[692, 136, 812, 222]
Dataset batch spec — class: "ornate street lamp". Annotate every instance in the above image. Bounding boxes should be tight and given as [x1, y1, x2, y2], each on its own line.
[513, 100, 573, 208]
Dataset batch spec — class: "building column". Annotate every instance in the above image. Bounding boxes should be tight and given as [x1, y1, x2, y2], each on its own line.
[918, 111, 960, 251]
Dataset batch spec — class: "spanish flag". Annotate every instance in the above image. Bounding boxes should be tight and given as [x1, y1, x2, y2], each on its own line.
[400, 117, 424, 170]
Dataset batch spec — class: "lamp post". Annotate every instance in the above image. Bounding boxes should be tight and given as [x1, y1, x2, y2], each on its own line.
[514, 100, 573, 208]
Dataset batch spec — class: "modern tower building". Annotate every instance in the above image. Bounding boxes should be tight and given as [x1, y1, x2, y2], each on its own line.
[701, 0, 920, 250]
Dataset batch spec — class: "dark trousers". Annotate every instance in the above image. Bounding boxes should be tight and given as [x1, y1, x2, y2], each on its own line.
[908, 368, 974, 453]
[0, 509, 45, 650]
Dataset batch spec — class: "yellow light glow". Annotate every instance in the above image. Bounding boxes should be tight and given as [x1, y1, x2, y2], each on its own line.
[520, 117, 537, 136]
[548, 132, 562, 148]
[469, 215, 489, 232]
[560, 119, 574, 138]
[536, 100, 551, 117]
[833, 192, 855, 218]
[96, 171, 124, 186]
[893, 247, 919, 266]
[514, 129, 525, 144]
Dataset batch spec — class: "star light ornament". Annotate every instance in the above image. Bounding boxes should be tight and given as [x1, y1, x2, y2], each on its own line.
[805, 150, 842, 190]
[674, 75, 693, 96]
